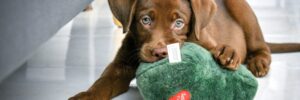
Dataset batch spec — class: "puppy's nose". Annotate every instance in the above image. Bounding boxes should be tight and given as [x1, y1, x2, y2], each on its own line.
[152, 47, 168, 58]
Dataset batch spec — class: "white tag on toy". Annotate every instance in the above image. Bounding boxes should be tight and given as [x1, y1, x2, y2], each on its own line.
[167, 43, 182, 63]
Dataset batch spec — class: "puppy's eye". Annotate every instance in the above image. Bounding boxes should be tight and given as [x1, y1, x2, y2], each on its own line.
[141, 15, 152, 25]
[173, 19, 184, 29]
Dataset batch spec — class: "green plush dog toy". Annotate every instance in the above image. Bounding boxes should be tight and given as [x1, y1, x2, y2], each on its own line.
[136, 42, 258, 100]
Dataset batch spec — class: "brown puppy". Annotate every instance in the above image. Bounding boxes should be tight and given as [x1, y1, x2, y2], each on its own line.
[69, 0, 300, 99]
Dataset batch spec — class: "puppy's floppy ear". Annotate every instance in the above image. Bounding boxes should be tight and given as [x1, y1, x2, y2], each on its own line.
[108, 0, 137, 33]
[189, 0, 217, 40]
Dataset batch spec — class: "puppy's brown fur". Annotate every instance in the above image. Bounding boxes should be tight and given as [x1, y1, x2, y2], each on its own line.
[69, 0, 300, 99]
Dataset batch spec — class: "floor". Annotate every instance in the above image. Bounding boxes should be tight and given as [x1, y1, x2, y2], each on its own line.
[0, 0, 300, 100]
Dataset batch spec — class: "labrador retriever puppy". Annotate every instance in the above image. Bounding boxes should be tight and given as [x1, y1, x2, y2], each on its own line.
[69, 0, 300, 99]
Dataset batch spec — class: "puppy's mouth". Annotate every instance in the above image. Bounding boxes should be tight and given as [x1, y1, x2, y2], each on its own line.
[140, 54, 162, 63]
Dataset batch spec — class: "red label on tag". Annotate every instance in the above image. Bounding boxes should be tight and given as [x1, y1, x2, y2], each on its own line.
[169, 90, 191, 100]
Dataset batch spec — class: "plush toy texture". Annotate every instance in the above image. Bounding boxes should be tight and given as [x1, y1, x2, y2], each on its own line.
[136, 42, 258, 100]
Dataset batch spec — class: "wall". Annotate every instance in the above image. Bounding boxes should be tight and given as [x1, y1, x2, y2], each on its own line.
[0, 0, 93, 82]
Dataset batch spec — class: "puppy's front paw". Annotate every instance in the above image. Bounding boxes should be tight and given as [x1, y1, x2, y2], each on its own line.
[247, 54, 271, 77]
[69, 90, 111, 100]
[69, 91, 92, 100]
[211, 45, 241, 70]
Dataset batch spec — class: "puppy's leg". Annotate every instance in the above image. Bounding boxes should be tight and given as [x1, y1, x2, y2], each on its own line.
[189, 32, 241, 70]
[225, 0, 271, 77]
[189, 29, 242, 70]
[69, 35, 139, 100]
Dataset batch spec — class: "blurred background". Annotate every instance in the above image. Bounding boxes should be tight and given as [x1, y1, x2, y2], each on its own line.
[0, 0, 299, 100]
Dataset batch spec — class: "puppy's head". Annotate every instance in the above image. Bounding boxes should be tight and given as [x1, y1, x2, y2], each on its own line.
[109, 0, 216, 62]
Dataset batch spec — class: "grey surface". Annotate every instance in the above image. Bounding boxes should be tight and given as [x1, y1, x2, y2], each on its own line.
[0, 0, 300, 100]
[0, 0, 93, 82]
